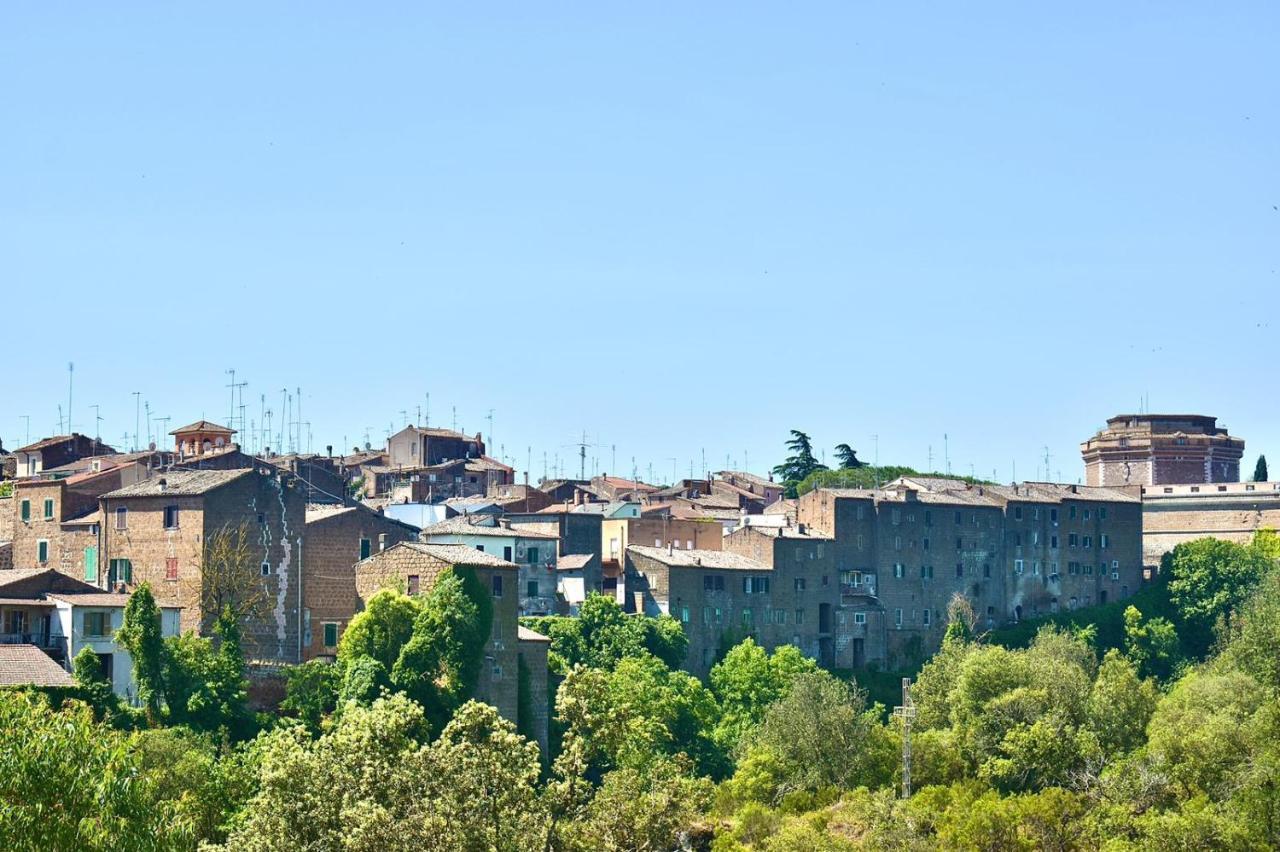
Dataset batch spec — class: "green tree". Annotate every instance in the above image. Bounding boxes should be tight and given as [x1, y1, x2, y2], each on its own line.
[710, 640, 817, 753]
[337, 587, 422, 671]
[1254, 454, 1268, 482]
[163, 608, 251, 738]
[1122, 605, 1180, 681]
[1218, 567, 1280, 691]
[752, 670, 895, 796]
[772, 431, 828, 496]
[1165, 538, 1273, 657]
[833, 443, 867, 470]
[281, 660, 339, 731]
[113, 582, 167, 722]
[1086, 649, 1157, 757]
[71, 646, 119, 722]
[567, 756, 714, 851]
[522, 593, 686, 673]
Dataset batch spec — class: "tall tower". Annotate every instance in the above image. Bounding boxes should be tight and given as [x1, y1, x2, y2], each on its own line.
[1081, 414, 1244, 486]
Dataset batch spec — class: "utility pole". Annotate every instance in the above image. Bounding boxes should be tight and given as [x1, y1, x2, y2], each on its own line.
[893, 677, 916, 799]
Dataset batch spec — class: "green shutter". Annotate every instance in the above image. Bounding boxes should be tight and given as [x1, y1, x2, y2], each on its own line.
[20, 500, 29, 522]
[323, 623, 338, 647]
[84, 547, 98, 582]
[43, 499, 54, 519]
[123, 560, 133, 583]
[359, 538, 371, 560]
[37, 541, 48, 563]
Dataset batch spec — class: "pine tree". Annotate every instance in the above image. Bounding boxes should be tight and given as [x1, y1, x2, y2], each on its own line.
[1253, 455, 1268, 482]
[834, 443, 867, 470]
[772, 431, 828, 496]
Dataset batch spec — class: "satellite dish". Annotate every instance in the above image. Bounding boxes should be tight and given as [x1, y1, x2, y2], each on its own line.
[148, 442, 156, 451]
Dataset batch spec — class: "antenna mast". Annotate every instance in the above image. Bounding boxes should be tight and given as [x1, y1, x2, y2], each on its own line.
[893, 677, 916, 799]
[67, 362, 74, 436]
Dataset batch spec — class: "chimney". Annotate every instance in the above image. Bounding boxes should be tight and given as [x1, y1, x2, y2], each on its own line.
[574, 489, 583, 506]
[157, 477, 167, 492]
[798, 522, 806, 535]
[326, 444, 333, 458]
[667, 539, 674, 556]
[378, 533, 387, 552]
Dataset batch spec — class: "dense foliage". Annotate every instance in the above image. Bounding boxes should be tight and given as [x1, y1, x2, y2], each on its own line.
[2, 533, 1277, 850]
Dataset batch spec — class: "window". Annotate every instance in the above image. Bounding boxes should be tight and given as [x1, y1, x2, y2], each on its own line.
[954, 510, 962, 525]
[1032, 531, 1040, 545]
[702, 606, 713, 624]
[795, 608, 805, 625]
[704, 575, 725, 592]
[894, 536, 902, 551]
[108, 558, 132, 584]
[1069, 505, 1077, 520]
[1050, 508, 1058, 523]
[115, 507, 128, 530]
[1014, 559, 1024, 574]
[923, 608, 931, 626]
[686, 540, 694, 550]
[1084, 509, 1091, 520]
[1033, 561, 1041, 575]
[982, 563, 991, 578]
[793, 577, 806, 592]
[475, 545, 485, 553]
[261, 562, 272, 576]
[774, 608, 786, 624]
[37, 540, 49, 564]
[1014, 506, 1023, 521]
[741, 608, 752, 625]
[1100, 534, 1109, 549]
[1051, 535, 1058, 549]
[1083, 536, 1092, 549]
[1100, 507, 1108, 520]
[83, 611, 110, 638]
[922, 537, 930, 551]
[856, 534, 865, 550]
[680, 606, 689, 623]
[894, 563, 904, 578]
[526, 547, 539, 564]
[20, 500, 30, 522]
[955, 537, 962, 550]
[84, 547, 97, 583]
[491, 575, 503, 597]
[891, 508, 901, 525]
[163, 505, 179, 529]
[920, 565, 933, 579]
[165, 558, 178, 581]
[924, 510, 932, 526]
[854, 611, 866, 625]
[43, 498, 54, 520]
[1033, 507, 1040, 521]
[359, 538, 371, 560]
[503, 546, 513, 561]
[1069, 533, 1078, 547]
[955, 563, 964, 578]
[323, 622, 339, 647]
[895, 608, 903, 628]
[654, 537, 662, 547]
[527, 580, 539, 598]
[257, 512, 266, 525]
[744, 577, 770, 594]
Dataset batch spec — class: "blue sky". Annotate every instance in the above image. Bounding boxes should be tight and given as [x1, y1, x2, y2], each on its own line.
[3, 3, 1276, 483]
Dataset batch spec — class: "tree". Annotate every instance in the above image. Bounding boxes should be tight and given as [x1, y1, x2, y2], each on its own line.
[1123, 605, 1180, 681]
[163, 607, 252, 738]
[114, 582, 167, 722]
[772, 431, 828, 496]
[71, 646, 119, 722]
[522, 593, 687, 673]
[710, 640, 817, 753]
[1254, 455, 1268, 482]
[566, 757, 713, 851]
[193, 522, 273, 638]
[1165, 538, 1274, 657]
[281, 660, 339, 731]
[833, 443, 867, 470]
[1219, 568, 1280, 691]
[752, 670, 895, 795]
[337, 587, 422, 671]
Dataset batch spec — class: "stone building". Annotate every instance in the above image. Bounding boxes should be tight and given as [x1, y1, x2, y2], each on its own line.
[417, 515, 561, 615]
[505, 505, 605, 599]
[714, 470, 786, 507]
[516, 625, 551, 756]
[353, 541, 547, 749]
[386, 426, 486, 469]
[302, 504, 418, 659]
[1138, 480, 1280, 565]
[12, 434, 116, 479]
[1082, 414, 1244, 486]
[9, 464, 142, 580]
[99, 466, 307, 664]
[795, 477, 1144, 667]
[171, 420, 238, 459]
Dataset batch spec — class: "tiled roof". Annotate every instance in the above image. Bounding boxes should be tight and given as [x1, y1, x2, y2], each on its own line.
[627, 545, 771, 571]
[0, 645, 74, 687]
[716, 470, 779, 489]
[518, 625, 551, 643]
[419, 517, 558, 539]
[45, 592, 136, 608]
[14, 435, 76, 453]
[102, 468, 252, 498]
[466, 456, 513, 473]
[386, 541, 519, 569]
[170, 420, 236, 435]
[557, 554, 594, 571]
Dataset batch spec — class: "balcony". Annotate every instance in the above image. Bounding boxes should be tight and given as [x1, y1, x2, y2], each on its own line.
[0, 631, 69, 661]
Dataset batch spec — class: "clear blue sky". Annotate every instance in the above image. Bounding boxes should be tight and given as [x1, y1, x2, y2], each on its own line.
[3, 3, 1276, 483]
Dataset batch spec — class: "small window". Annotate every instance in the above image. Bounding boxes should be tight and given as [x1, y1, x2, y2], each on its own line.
[923, 608, 931, 626]
[793, 577, 806, 592]
[741, 608, 752, 625]
[323, 622, 339, 647]
[165, 557, 178, 581]
[163, 505, 179, 529]
[492, 575, 503, 597]
[854, 611, 866, 625]
[261, 562, 272, 576]
[475, 544, 485, 553]
[37, 539, 49, 563]
[20, 500, 30, 522]
[503, 546, 513, 561]
[526, 547, 539, 564]
[1100, 507, 1108, 520]
[894, 563, 904, 578]
[43, 498, 55, 520]
[115, 507, 128, 530]
[1014, 506, 1023, 521]
[1014, 559, 1024, 575]
[955, 563, 963, 578]
[84, 548, 98, 583]
[680, 606, 689, 623]
[895, 608, 903, 628]
[527, 580, 538, 598]
[257, 512, 266, 525]
[83, 611, 111, 638]
[408, 575, 420, 595]
[983, 563, 991, 578]
[795, 608, 805, 625]
[359, 538, 371, 560]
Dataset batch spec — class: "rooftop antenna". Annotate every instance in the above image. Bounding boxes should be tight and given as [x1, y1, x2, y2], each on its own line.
[701, 447, 706, 476]
[259, 394, 266, 454]
[66, 362, 74, 436]
[1043, 446, 1052, 482]
[944, 433, 951, 476]
[927, 445, 933, 471]
[304, 422, 312, 454]
[226, 369, 247, 430]
[612, 444, 617, 473]
[893, 678, 916, 799]
[542, 451, 547, 480]
[155, 416, 169, 449]
[144, 400, 152, 447]
[744, 449, 749, 473]
[526, 446, 531, 483]
[279, 388, 287, 454]
[562, 432, 598, 481]
[132, 392, 141, 451]
[873, 433, 881, 488]
[631, 456, 637, 484]
[486, 409, 494, 448]
[424, 393, 430, 427]
[20, 415, 30, 447]
[415, 405, 421, 426]
[295, 388, 302, 454]
[452, 406, 457, 433]
[667, 457, 677, 486]
[57, 404, 64, 435]
[400, 410, 408, 427]
[90, 405, 102, 449]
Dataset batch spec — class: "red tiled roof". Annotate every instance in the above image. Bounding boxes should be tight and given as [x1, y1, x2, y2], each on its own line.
[0, 645, 74, 687]
[170, 420, 236, 435]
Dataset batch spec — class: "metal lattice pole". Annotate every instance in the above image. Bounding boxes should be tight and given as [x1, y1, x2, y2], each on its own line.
[893, 677, 916, 799]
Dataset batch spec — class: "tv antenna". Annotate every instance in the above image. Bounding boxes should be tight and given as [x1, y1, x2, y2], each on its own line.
[90, 405, 103, 449]
[561, 431, 599, 481]
[66, 362, 74, 437]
